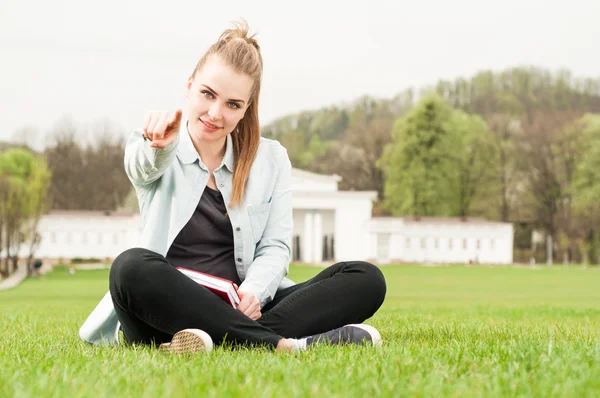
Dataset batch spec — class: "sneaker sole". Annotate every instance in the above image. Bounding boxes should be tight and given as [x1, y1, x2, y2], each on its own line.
[347, 324, 382, 347]
[159, 329, 213, 354]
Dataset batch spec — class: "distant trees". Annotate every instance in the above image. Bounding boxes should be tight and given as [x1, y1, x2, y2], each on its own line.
[44, 119, 131, 211]
[263, 66, 600, 264]
[263, 94, 409, 210]
[1, 119, 132, 277]
[0, 148, 51, 277]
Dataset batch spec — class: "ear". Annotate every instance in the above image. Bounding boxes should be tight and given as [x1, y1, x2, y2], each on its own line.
[186, 77, 194, 97]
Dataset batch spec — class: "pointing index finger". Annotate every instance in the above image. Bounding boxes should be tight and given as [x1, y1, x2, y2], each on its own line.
[170, 109, 183, 127]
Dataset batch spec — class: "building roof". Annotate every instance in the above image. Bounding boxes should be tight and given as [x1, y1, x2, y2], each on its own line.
[372, 216, 511, 226]
[291, 168, 342, 182]
[46, 210, 138, 218]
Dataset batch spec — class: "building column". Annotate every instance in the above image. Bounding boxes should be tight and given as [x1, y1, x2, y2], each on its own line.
[303, 211, 313, 263]
[313, 211, 323, 263]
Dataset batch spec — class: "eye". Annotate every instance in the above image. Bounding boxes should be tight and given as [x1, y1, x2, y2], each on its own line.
[228, 102, 241, 109]
[201, 90, 214, 99]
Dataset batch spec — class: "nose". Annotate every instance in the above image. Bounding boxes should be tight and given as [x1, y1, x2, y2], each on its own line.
[208, 102, 223, 121]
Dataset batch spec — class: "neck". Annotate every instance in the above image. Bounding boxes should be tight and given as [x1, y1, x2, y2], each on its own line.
[188, 125, 227, 171]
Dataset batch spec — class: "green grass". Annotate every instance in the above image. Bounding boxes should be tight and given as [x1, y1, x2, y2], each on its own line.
[1, 264, 599, 397]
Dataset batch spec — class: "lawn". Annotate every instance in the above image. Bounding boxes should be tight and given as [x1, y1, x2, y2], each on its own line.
[1, 264, 599, 397]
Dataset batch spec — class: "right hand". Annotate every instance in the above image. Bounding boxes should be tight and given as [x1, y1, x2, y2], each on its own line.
[236, 289, 262, 321]
[143, 109, 183, 149]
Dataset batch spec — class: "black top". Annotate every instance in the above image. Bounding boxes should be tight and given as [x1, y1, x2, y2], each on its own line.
[166, 186, 241, 285]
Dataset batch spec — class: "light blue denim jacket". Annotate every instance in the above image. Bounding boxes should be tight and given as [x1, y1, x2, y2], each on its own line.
[79, 120, 295, 345]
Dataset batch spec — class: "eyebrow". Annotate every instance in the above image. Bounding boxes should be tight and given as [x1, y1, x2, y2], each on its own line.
[201, 84, 245, 105]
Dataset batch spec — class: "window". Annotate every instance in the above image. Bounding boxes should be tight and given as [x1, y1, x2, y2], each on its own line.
[113, 233, 119, 245]
[476, 240, 481, 250]
[405, 237, 411, 249]
[98, 233, 103, 245]
[322, 235, 334, 261]
[51, 232, 56, 244]
[82, 232, 88, 244]
[463, 239, 468, 249]
[448, 239, 453, 249]
[490, 239, 495, 250]
[434, 238, 439, 249]
[377, 233, 391, 260]
[66, 232, 71, 244]
[293, 235, 302, 261]
[421, 238, 426, 249]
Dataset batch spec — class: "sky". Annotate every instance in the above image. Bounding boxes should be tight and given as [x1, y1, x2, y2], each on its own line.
[1, 0, 599, 147]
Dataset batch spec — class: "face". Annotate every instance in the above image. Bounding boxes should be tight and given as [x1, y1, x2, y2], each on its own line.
[186, 55, 254, 143]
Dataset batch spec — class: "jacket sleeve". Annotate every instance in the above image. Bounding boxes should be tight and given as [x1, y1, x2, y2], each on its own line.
[238, 146, 293, 307]
[124, 128, 180, 186]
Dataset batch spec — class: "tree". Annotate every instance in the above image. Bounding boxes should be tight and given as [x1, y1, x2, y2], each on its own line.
[379, 95, 457, 216]
[314, 106, 396, 203]
[44, 118, 85, 210]
[22, 156, 52, 275]
[297, 135, 329, 167]
[0, 149, 51, 277]
[343, 106, 395, 201]
[572, 114, 600, 264]
[446, 111, 495, 217]
[44, 118, 130, 211]
[379, 94, 494, 218]
[279, 131, 308, 167]
[316, 141, 374, 192]
[519, 110, 585, 265]
[84, 122, 130, 211]
[484, 114, 523, 222]
[0, 171, 27, 276]
[573, 114, 600, 209]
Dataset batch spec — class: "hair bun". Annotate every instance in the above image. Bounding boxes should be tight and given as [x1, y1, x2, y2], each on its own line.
[218, 19, 260, 50]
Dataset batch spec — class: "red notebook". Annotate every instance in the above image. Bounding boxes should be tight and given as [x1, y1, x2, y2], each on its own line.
[176, 267, 241, 307]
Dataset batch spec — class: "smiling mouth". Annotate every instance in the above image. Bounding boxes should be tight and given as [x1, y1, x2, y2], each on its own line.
[200, 118, 222, 129]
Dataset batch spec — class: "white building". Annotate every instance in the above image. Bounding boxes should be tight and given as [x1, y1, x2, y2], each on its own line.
[368, 217, 514, 265]
[289, 169, 376, 263]
[33, 211, 141, 261]
[11, 168, 514, 265]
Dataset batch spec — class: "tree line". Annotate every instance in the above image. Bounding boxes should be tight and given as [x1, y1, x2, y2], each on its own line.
[263, 67, 600, 265]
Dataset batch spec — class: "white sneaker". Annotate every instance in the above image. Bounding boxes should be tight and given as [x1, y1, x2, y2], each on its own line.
[306, 324, 382, 347]
[159, 329, 213, 354]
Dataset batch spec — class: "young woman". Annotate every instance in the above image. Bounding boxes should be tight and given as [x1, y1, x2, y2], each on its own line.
[80, 20, 386, 353]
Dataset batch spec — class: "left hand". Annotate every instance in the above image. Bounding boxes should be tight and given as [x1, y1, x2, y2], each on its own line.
[237, 290, 261, 320]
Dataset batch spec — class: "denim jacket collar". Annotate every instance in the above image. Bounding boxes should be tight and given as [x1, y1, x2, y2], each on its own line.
[177, 119, 235, 173]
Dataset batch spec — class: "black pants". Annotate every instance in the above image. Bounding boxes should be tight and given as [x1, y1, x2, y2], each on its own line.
[109, 248, 386, 348]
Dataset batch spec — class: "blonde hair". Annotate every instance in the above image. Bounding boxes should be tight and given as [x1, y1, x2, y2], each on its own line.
[190, 19, 263, 207]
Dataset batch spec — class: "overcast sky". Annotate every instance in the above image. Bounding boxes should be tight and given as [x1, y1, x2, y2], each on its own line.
[1, 0, 598, 146]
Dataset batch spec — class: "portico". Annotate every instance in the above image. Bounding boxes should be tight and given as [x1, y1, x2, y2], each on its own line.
[289, 169, 377, 264]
